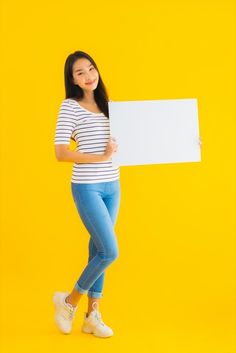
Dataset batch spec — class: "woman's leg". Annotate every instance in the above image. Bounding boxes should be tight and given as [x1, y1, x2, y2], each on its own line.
[85, 239, 104, 314]
[87, 180, 120, 296]
[67, 181, 120, 307]
[88, 180, 120, 298]
[86, 180, 120, 314]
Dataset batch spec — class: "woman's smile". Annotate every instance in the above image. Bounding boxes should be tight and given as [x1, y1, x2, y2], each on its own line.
[86, 79, 96, 85]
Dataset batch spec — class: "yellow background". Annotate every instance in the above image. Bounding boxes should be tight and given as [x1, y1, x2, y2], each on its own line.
[0, 0, 235, 352]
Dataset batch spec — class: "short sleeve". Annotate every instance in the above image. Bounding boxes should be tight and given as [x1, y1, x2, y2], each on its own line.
[54, 100, 78, 145]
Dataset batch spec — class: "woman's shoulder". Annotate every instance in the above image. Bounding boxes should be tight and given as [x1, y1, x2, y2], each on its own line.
[59, 98, 79, 111]
[58, 99, 79, 118]
[61, 98, 77, 105]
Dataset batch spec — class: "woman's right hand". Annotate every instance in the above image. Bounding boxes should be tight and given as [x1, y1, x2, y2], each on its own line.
[104, 137, 118, 160]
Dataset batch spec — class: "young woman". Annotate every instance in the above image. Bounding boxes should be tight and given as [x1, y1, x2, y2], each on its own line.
[53, 50, 120, 338]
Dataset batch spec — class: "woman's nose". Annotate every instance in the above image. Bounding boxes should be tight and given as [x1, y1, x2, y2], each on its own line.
[85, 74, 93, 81]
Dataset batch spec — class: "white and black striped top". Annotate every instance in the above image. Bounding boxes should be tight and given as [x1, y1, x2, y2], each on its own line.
[54, 98, 120, 184]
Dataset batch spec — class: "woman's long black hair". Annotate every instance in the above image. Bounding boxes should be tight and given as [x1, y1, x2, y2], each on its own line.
[64, 50, 110, 118]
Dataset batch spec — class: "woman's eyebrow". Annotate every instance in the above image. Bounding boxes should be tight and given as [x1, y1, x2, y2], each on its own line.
[75, 64, 93, 73]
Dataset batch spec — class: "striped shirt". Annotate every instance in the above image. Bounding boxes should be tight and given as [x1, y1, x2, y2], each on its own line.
[54, 98, 120, 184]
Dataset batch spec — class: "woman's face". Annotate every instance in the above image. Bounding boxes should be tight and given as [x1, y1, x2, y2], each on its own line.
[72, 58, 99, 92]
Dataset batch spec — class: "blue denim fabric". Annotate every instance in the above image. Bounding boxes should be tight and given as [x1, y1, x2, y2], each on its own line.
[71, 179, 120, 299]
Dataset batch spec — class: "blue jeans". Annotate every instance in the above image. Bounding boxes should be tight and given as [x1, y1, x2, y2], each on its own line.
[71, 179, 120, 299]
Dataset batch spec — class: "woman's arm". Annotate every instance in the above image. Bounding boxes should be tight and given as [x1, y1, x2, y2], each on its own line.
[55, 138, 117, 163]
[55, 145, 109, 163]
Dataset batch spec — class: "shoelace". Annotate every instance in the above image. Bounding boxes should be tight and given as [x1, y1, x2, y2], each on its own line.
[90, 302, 105, 326]
[93, 310, 105, 326]
[64, 301, 77, 320]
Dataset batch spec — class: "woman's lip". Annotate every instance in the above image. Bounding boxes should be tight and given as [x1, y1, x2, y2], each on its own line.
[86, 80, 96, 85]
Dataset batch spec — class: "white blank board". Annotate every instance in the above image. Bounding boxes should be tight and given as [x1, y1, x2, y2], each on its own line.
[108, 98, 201, 167]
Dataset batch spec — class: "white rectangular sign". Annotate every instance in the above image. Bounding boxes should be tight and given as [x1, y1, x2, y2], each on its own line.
[108, 98, 201, 167]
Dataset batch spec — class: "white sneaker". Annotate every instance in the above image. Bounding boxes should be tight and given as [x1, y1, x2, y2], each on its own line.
[53, 291, 78, 334]
[81, 302, 114, 338]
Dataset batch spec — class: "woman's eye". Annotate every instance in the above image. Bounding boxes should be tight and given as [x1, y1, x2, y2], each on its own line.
[78, 68, 94, 76]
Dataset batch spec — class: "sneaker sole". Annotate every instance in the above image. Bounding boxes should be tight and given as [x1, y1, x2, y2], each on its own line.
[82, 325, 113, 338]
